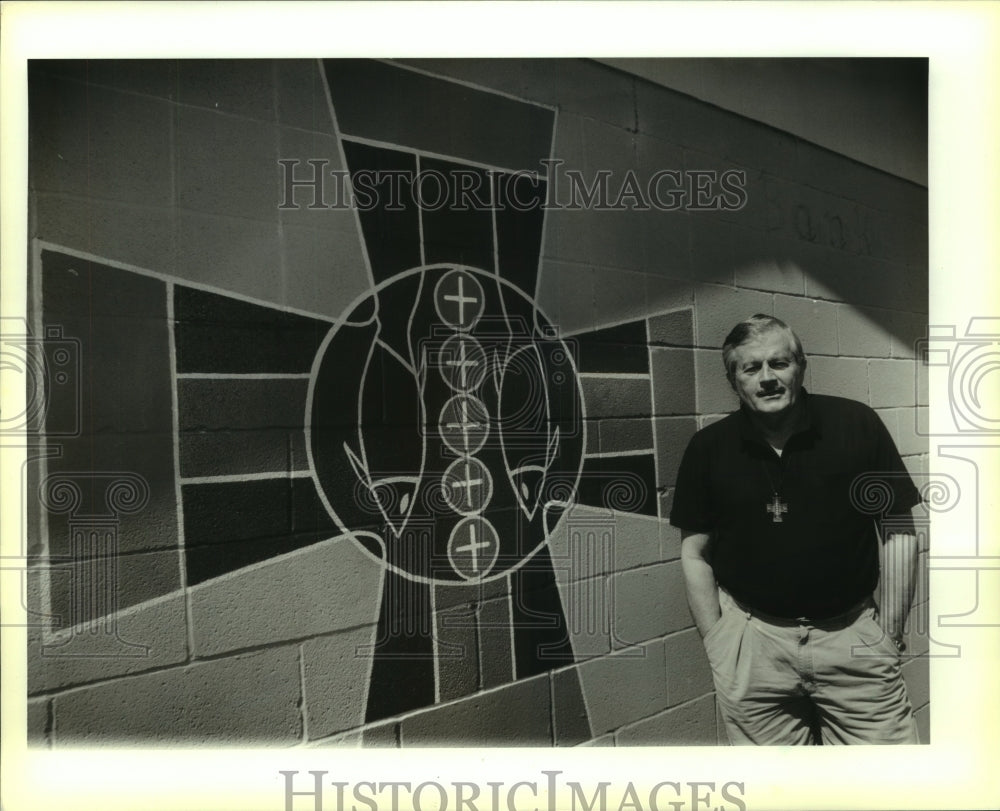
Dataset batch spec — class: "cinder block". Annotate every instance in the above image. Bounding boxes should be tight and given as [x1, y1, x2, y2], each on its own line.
[805, 356, 869, 404]
[599, 418, 654, 455]
[664, 628, 714, 707]
[607, 511, 662, 572]
[591, 266, 659, 331]
[176, 211, 281, 303]
[902, 454, 926, 480]
[30, 76, 173, 206]
[546, 205, 647, 274]
[190, 537, 382, 657]
[693, 284, 772, 349]
[277, 127, 351, 227]
[435, 603, 480, 702]
[551, 666, 594, 746]
[276, 60, 334, 133]
[581, 115, 633, 178]
[611, 560, 692, 647]
[177, 58, 277, 122]
[688, 216, 736, 286]
[773, 295, 839, 356]
[615, 693, 717, 745]
[176, 106, 280, 223]
[282, 224, 371, 320]
[574, 639, 668, 735]
[888, 310, 928, 359]
[695, 348, 737, 416]
[651, 348, 697, 416]
[896, 407, 928, 457]
[28, 698, 50, 745]
[478, 597, 515, 688]
[29, 594, 188, 695]
[53, 647, 302, 744]
[648, 308, 694, 347]
[362, 722, 399, 748]
[35, 193, 177, 277]
[523, 59, 636, 131]
[875, 408, 900, 447]
[837, 305, 893, 358]
[644, 276, 694, 315]
[180, 429, 303, 477]
[31, 58, 180, 101]
[654, 416, 698, 488]
[733, 256, 805, 297]
[901, 657, 929, 710]
[179, 378, 308, 430]
[399, 673, 551, 745]
[869, 359, 918, 408]
[660, 520, 682, 562]
[554, 573, 612, 660]
[536, 258, 594, 336]
[580, 376, 651, 419]
[302, 626, 379, 741]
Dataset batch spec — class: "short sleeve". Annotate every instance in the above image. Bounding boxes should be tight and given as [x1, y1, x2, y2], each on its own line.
[668, 429, 714, 532]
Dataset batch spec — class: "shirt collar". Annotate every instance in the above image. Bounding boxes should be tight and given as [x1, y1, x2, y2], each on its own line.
[737, 387, 820, 444]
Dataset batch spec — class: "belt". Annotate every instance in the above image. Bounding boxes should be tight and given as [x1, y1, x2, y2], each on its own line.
[722, 588, 873, 630]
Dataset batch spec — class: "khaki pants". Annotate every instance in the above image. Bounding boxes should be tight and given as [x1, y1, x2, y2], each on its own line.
[705, 588, 920, 745]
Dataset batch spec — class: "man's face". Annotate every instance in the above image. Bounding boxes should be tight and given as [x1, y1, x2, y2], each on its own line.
[730, 329, 805, 419]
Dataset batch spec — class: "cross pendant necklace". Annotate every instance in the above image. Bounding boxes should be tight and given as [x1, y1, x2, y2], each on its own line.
[761, 448, 788, 523]
[766, 492, 788, 523]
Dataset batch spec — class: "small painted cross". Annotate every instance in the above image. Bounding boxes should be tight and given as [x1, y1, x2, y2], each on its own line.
[766, 493, 788, 523]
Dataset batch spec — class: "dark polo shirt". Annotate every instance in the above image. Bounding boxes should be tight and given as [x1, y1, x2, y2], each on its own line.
[669, 391, 921, 619]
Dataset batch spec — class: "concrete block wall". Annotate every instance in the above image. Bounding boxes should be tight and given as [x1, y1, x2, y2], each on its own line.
[27, 58, 928, 747]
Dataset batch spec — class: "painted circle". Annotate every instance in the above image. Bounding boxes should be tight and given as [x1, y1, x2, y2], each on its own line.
[307, 263, 586, 585]
[433, 269, 485, 332]
[439, 333, 488, 393]
[441, 457, 493, 516]
[447, 516, 500, 580]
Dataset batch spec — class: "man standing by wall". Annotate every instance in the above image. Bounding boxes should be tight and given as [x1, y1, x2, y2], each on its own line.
[670, 314, 921, 744]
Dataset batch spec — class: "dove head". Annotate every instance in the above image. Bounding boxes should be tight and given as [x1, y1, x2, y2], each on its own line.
[345, 444, 420, 538]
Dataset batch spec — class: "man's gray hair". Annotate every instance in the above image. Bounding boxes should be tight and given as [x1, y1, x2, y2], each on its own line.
[722, 314, 806, 380]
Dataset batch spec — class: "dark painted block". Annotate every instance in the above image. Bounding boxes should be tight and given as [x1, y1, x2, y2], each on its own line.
[511, 546, 575, 679]
[30, 74, 172, 206]
[180, 429, 305, 478]
[324, 59, 554, 173]
[552, 667, 593, 746]
[647, 309, 693, 347]
[176, 105, 280, 222]
[651, 347, 697, 416]
[182, 477, 339, 584]
[173, 285, 330, 374]
[598, 418, 654, 455]
[573, 320, 649, 374]
[178, 378, 309, 431]
[577, 453, 657, 517]
[580, 377, 651, 419]
[494, 172, 547, 295]
[43, 430, 179, 559]
[478, 596, 514, 689]
[366, 571, 435, 723]
[436, 604, 479, 702]
[341, 140, 421, 284]
[654, 417, 698, 488]
[399, 673, 551, 746]
[420, 158, 495, 272]
[177, 59, 277, 122]
[42, 250, 166, 319]
[275, 59, 334, 133]
[434, 579, 508, 612]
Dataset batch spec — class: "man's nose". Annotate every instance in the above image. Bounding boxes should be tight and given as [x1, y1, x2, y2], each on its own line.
[759, 367, 778, 387]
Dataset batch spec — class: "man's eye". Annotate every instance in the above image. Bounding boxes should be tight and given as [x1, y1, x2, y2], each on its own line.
[771, 362, 789, 369]
[742, 365, 761, 374]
